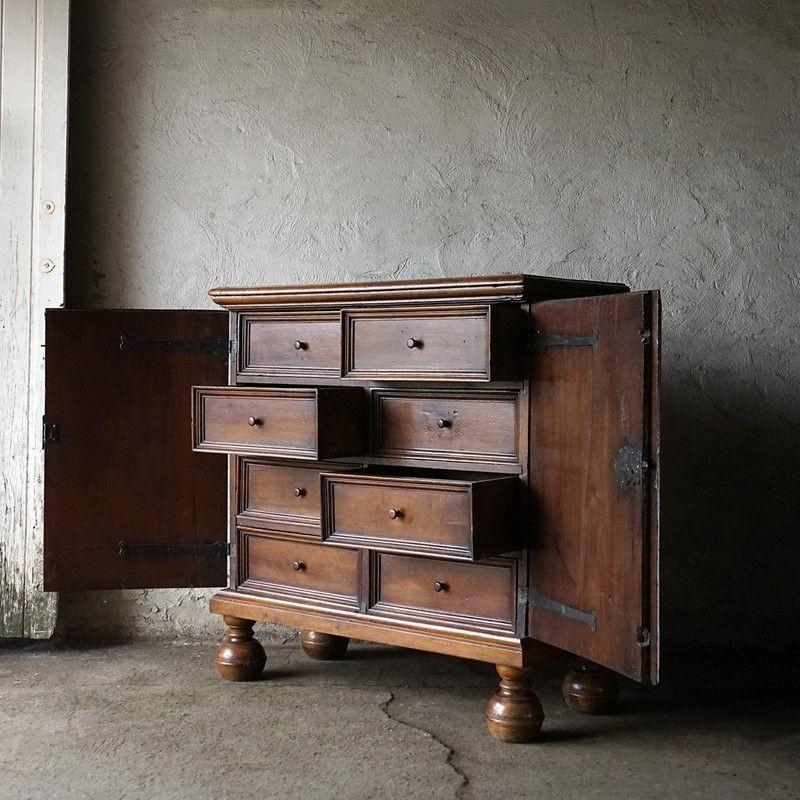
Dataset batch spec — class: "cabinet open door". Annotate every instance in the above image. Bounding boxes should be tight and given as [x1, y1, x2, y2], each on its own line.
[528, 291, 660, 683]
[44, 309, 229, 591]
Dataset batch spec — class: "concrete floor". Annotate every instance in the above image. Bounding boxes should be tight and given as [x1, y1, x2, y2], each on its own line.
[0, 640, 797, 800]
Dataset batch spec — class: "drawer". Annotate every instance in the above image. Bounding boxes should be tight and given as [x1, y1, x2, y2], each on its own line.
[237, 459, 354, 537]
[369, 552, 516, 634]
[371, 388, 520, 468]
[341, 304, 524, 381]
[238, 531, 359, 610]
[321, 470, 521, 560]
[237, 311, 340, 380]
[192, 386, 367, 460]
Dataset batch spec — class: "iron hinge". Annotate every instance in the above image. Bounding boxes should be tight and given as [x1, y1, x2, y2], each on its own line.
[614, 441, 650, 489]
[118, 540, 230, 558]
[636, 626, 651, 648]
[42, 421, 59, 445]
[640, 328, 652, 344]
[119, 334, 228, 360]
[527, 588, 597, 631]
[531, 330, 599, 350]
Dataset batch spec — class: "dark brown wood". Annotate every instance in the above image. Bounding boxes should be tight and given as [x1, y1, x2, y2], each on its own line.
[341, 304, 524, 381]
[528, 291, 660, 683]
[215, 615, 266, 681]
[192, 385, 367, 460]
[485, 665, 544, 743]
[562, 662, 620, 714]
[237, 310, 341, 380]
[368, 552, 517, 635]
[43, 309, 228, 591]
[299, 629, 350, 660]
[237, 459, 354, 538]
[321, 470, 521, 560]
[209, 273, 628, 310]
[237, 531, 359, 611]
[370, 388, 521, 469]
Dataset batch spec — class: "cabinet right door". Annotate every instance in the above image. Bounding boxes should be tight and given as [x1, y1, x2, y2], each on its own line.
[528, 291, 660, 683]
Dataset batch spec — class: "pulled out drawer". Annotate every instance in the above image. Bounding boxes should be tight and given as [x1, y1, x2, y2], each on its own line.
[321, 469, 521, 560]
[368, 551, 516, 635]
[237, 531, 359, 611]
[341, 304, 524, 381]
[192, 386, 367, 460]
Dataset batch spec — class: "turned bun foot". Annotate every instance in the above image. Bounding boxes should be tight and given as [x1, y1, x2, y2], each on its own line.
[300, 629, 349, 660]
[562, 661, 619, 714]
[215, 616, 266, 681]
[486, 665, 544, 743]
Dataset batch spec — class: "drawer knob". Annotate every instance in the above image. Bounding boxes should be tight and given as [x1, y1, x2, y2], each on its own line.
[387, 508, 403, 520]
[247, 416, 262, 427]
[294, 340, 307, 350]
[433, 581, 448, 593]
[406, 338, 422, 349]
[437, 418, 452, 429]
[291, 560, 305, 571]
[293, 487, 306, 497]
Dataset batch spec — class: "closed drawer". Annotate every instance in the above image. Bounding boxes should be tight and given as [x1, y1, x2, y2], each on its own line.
[341, 305, 523, 381]
[238, 531, 359, 610]
[192, 386, 367, 460]
[369, 552, 516, 634]
[237, 459, 354, 537]
[321, 470, 520, 560]
[371, 389, 520, 468]
[237, 311, 340, 380]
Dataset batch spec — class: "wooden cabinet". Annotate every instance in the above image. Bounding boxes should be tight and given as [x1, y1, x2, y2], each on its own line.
[43, 273, 660, 743]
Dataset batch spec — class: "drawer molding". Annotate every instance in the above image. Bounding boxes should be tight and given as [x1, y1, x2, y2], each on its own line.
[237, 310, 341, 380]
[341, 304, 523, 382]
[192, 385, 367, 460]
[371, 388, 521, 468]
[367, 552, 517, 635]
[321, 471, 521, 560]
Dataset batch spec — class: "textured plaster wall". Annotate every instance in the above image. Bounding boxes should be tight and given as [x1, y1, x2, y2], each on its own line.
[62, 0, 800, 649]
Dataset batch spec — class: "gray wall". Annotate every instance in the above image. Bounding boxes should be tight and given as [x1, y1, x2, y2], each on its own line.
[63, 0, 800, 650]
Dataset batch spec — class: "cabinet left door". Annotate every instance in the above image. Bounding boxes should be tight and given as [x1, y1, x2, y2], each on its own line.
[44, 309, 229, 590]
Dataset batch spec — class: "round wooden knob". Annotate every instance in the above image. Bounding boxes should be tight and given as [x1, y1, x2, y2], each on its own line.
[293, 487, 306, 497]
[291, 561, 305, 571]
[406, 338, 421, 349]
[294, 340, 307, 350]
[433, 581, 448, 592]
[247, 416, 262, 427]
[437, 418, 452, 429]
[388, 508, 403, 520]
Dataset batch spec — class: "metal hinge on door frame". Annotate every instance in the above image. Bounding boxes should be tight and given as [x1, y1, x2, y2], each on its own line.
[118, 540, 230, 558]
[531, 330, 599, 350]
[42, 420, 58, 446]
[523, 587, 598, 631]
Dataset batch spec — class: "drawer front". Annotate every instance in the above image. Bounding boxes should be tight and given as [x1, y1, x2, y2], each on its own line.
[238, 459, 351, 537]
[371, 389, 520, 467]
[369, 552, 516, 633]
[238, 532, 359, 610]
[322, 471, 521, 559]
[238, 311, 340, 379]
[193, 386, 367, 460]
[342, 305, 521, 381]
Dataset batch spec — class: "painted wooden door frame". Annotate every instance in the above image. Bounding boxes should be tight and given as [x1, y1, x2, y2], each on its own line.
[0, 0, 69, 638]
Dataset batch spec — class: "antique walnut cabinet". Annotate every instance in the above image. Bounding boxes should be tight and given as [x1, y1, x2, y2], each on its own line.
[43, 274, 660, 742]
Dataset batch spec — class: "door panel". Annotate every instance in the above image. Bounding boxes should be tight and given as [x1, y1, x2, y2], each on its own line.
[44, 309, 228, 590]
[528, 291, 660, 683]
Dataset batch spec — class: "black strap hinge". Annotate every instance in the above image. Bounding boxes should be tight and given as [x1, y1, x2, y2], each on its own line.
[531, 330, 599, 350]
[118, 540, 229, 558]
[527, 589, 597, 631]
[119, 334, 228, 360]
[42, 421, 59, 445]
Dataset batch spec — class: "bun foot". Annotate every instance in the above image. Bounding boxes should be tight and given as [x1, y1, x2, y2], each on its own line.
[562, 662, 619, 714]
[486, 665, 544, 743]
[300, 630, 349, 660]
[215, 616, 266, 681]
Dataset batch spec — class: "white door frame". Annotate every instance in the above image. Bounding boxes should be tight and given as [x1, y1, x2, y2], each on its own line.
[0, 0, 69, 638]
